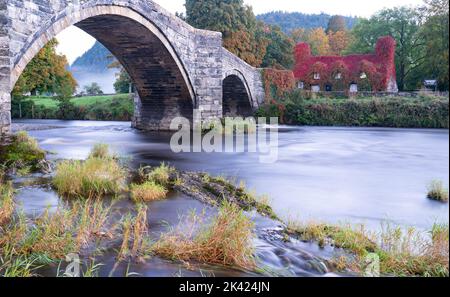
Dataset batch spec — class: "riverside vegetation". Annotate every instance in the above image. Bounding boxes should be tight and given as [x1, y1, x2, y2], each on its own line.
[0, 134, 449, 277]
[256, 93, 449, 129]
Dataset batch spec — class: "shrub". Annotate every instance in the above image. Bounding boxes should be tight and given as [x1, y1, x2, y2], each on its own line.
[427, 180, 449, 203]
[153, 202, 255, 270]
[130, 182, 168, 202]
[53, 157, 126, 198]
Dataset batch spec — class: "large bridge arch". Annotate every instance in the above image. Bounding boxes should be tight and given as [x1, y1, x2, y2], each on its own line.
[0, 0, 265, 136]
[10, 5, 197, 130]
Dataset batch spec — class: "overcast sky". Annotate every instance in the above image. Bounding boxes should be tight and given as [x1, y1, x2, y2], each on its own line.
[57, 0, 424, 64]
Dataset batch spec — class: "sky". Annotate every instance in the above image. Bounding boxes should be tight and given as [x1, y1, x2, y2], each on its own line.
[57, 0, 424, 64]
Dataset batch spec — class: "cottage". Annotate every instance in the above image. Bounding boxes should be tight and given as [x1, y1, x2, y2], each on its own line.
[293, 36, 398, 93]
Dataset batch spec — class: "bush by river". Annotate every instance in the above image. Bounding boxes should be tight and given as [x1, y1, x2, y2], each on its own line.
[256, 94, 449, 129]
[12, 94, 133, 121]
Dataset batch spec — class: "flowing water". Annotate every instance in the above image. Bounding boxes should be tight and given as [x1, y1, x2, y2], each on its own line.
[10, 119, 450, 277]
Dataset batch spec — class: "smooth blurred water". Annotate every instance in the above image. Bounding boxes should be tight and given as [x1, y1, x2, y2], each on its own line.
[13, 119, 449, 231]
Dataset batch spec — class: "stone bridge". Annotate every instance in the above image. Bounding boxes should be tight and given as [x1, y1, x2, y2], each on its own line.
[0, 0, 265, 136]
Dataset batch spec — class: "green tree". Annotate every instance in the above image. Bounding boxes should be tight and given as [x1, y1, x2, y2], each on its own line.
[83, 83, 103, 96]
[261, 25, 294, 69]
[419, 0, 449, 90]
[348, 7, 426, 91]
[13, 39, 77, 97]
[114, 69, 133, 94]
[326, 15, 347, 33]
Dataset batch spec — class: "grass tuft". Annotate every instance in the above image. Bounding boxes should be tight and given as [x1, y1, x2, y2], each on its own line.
[118, 205, 150, 261]
[427, 180, 449, 203]
[138, 163, 173, 187]
[130, 181, 168, 202]
[88, 143, 112, 160]
[153, 201, 255, 270]
[53, 157, 126, 198]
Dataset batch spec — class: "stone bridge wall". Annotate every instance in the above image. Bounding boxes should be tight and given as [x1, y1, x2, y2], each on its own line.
[0, 0, 265, 137]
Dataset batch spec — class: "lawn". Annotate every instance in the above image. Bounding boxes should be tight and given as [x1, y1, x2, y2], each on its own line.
[12, 94, 134, 121]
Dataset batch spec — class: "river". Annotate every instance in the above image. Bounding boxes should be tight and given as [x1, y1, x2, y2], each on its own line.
[10, 119, 450, 277]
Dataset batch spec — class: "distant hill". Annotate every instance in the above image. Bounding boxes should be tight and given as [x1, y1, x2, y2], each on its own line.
[257, 12, 358, 33]
[70, 41, 118, 94]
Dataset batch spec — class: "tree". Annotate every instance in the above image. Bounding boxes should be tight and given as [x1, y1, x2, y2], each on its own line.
[306, 28, 331, 55]
[291, 28, 308, 44]
[326, 15, 347, 33]
[348, 7, 426, 91]
[83, 83, 103, 96]
[114, 69, 133, 94]
[261, 25, 294, 68]
[419, 0, 449, 90]
[13, 39, 77, 97]
[185, 0, 268, 67]
[328, 30, 353, 55]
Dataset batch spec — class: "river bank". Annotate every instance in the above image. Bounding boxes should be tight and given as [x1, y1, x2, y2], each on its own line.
[257, 95, 449, 129]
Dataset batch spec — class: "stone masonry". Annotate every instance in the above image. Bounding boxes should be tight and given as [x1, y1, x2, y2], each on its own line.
[0, 0, 265, 136]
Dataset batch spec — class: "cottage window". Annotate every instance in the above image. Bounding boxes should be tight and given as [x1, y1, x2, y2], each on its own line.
[297, 81, 304, 89]
[311, 85, 320, 92]
[313, 73, 321, 80]
[360, 72, 367, 79]
[335, 73, 342, 80]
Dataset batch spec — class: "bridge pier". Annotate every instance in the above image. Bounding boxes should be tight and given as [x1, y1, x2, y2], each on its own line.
[0, 92, 11, 138]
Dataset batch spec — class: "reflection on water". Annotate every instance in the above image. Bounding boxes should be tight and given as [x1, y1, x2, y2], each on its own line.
[11, 119, 450, 277]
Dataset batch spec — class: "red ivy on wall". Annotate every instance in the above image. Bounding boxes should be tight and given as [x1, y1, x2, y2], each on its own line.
[293, 36, 397, 92]
[262, 69, 296, 103]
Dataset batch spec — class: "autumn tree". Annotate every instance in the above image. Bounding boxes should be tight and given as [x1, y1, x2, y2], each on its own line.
[326, 15, 347, 33]
[185, 0, 266, 66]
[328, 30, 353, 55]
[306, 28, 331, 55]
[13, 39, 77, 97]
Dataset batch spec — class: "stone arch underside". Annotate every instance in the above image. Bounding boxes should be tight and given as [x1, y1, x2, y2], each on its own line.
[222, 74, 253, 117]
[74, 15, 194, 130]
[9, 7, 197, 131]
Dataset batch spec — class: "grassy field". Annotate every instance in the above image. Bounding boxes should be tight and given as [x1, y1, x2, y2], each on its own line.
[12, 94, 133, 121]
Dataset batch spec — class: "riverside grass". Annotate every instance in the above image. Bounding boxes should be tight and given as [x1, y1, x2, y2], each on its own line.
[153, 201, 255, 270]
[0, 199, 114, 276]
[53, 145, 126, 198]
[0, 131, 46, 171]
[287, 220, 449, 277]
[0, 179, 14, 226]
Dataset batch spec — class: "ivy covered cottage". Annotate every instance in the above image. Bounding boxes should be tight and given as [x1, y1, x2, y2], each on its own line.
[293, 36, 398, 93]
